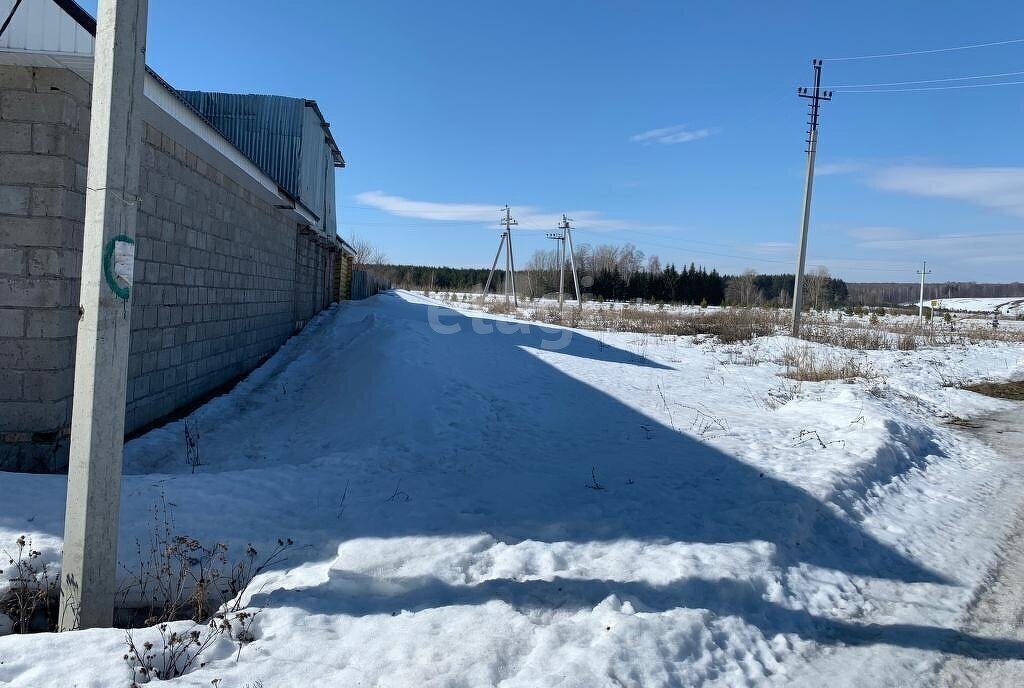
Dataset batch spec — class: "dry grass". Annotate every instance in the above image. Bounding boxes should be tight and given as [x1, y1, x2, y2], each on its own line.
[799, 313, 1024, 351]
[963, 380, 1024, 401]
[531, 305, 787, 343]
[472, 298, 1024, 349]
[481, 300, 517, 316]
[780, 346, 876, 382]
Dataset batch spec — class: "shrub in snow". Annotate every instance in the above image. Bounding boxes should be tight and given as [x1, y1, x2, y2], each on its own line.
[117, 493, 293, 626]
[780, 346, 876, 382]
[0, 535, 56, 634]
[125, 617, 232, 684]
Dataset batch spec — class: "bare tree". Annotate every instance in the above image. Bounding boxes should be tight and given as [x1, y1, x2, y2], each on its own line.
[349, 234, 388, 267]
[805, 265, 830, 311]
[526, 248, 560, 298]
[725, 269, 760, 307]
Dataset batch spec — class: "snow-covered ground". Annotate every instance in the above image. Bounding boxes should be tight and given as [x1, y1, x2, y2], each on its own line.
[437, 290, 1024, 332]
[2, 290, 1024, 686]
[913, 297, 1024, 316]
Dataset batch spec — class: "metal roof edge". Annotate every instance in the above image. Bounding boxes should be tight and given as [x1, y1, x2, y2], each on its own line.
[51, 0, 231, 141]
[304, 99, 345, 168]
[47, 0, 339, 231]
[337, 236, 356, 256]
[52, 0, 95, 33]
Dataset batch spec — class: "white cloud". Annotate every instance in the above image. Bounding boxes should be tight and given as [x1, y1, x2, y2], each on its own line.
[846, 226, 912, 241]
[629, 124, 716, 146]
[354, 191, 629, 231]
[750, 241, 794, 255]
[355, 191, 496, 223]
[869, 165, 1024, 217]
[816, 160, 865, 176]
[845, 230, 1024, 271]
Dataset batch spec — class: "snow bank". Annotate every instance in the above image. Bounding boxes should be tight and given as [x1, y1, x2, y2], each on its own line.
[1, 290, 1023, 687]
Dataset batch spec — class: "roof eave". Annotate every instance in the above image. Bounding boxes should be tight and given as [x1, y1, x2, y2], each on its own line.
[305, 99, 345, 168]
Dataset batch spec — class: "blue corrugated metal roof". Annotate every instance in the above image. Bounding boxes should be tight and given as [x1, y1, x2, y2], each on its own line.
[45, 0, 345, 237]
[177, 91, 306, 200]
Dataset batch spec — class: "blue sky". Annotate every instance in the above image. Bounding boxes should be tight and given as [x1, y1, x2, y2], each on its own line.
[86, 1, 1024, 282]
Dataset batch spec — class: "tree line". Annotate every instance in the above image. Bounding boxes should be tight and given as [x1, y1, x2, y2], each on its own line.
[847, 281, 1024, 306]
[368, 243, 836, 307]
[362, 239, 1017, 308]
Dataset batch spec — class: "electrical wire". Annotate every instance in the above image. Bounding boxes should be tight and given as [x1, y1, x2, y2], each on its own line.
[824, 37, 1024, 62]
[832, 79, 1024, 93]
[825, 69, 1024, 89]
[340, 219, 919, 274]
[570, 229, 913, 273]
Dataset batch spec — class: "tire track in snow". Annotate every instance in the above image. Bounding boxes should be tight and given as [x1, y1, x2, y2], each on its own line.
[939, 406, 1024, 687]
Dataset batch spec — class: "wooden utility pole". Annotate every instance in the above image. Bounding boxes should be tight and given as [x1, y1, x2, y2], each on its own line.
[790, 59, 832, 337]
[59, 0, 149, 631]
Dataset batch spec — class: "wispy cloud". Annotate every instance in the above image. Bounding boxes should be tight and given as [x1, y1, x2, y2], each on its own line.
[846, 226, 913, 241]
[629, 124, 716, 146]
[853, 231, 1024, 253]
[869, 165, 1024, 217]
[354, 191, 630, 231]
[816, 160, 866, 176]
[847, 229, 1024, 268]
[750, 241, 794, 255]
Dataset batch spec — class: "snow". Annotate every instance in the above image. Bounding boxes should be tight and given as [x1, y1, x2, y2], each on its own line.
[915, 297, 1024, 315]
[1, 290, 1024, 686]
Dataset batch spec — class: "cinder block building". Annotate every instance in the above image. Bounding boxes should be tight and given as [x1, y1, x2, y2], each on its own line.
[0, 0, 357, 471]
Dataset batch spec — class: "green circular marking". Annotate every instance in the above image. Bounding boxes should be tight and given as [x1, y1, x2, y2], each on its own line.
[103, 234, 135, 300]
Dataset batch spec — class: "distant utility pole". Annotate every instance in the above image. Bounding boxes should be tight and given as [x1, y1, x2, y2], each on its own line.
[562, 214, 581, 305]
[545, 214, 581, 312]
[481, 205, 519, 306]
[790, 58, 832, 338]
[917, 260, 932, 321]
[59, 0, 149, 631]
[545, 229, 565, 308]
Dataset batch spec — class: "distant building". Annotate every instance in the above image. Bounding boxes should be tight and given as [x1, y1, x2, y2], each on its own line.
[0, 0, 357, 471]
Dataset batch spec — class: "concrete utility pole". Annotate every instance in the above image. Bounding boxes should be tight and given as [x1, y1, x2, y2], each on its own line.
[790, 59, 832, 338]
[546, 214, 582, 312]
[545, 229, 566, 309]
[502, 205, 518, 306]
[59, 0, 149, 631]
[563, 215, 581, 304]
[483, 206, 519, 306]
[917, 260, 932, 322]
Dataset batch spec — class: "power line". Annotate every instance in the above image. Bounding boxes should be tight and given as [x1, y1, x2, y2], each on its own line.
[824, 36, 1024, 62]
[832, 78, 1024, 93]
[572, 229, 912, 272]
[339, 221, 924, 272]
[825, 69, 1024, 89]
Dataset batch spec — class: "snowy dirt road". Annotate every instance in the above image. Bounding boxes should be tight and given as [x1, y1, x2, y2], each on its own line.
[2, 291, 1024, 687]
[939, 407, 1024, 687]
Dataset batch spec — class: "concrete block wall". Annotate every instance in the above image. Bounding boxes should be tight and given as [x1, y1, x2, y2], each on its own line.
[0, 65, 90, 471]
[124, 122, 301, 432]
[0, 65, 341, 472]
[292, 227, 335, 329]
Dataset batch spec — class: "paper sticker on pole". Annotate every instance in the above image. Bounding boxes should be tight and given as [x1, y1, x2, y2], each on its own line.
[103, 234, 135, 300]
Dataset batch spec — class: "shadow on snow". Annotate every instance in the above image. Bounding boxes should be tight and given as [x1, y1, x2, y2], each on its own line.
[247, 294, 1024, 660]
